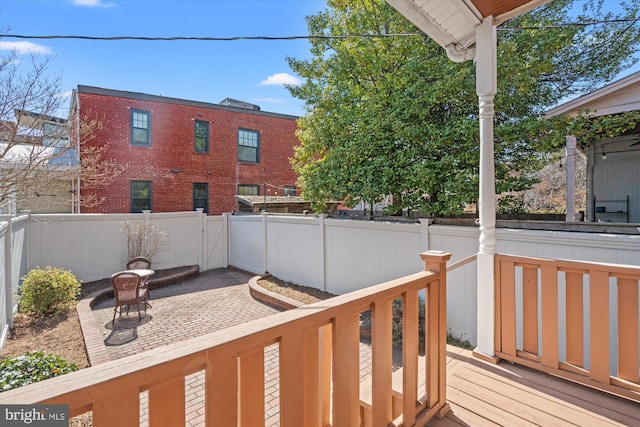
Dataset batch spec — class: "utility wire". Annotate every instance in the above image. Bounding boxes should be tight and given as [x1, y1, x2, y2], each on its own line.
[1, 18, 638, 42]
[1, 33, 422, 41]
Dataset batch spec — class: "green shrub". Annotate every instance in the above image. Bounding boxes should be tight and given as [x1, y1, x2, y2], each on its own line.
[0, 351, 78, 392]
[19, 266, 81, 316]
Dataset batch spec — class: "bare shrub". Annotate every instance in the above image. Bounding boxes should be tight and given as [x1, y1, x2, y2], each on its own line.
[122, 219, 167, 261]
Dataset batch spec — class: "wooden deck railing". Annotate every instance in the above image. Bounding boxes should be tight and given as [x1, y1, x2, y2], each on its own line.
[1, 251, 451, 427]
[495, 254, 640, 402]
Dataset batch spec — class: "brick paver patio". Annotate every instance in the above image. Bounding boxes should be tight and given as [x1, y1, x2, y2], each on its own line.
[77, 267, 376, 426]
[78, 268, 281, 426]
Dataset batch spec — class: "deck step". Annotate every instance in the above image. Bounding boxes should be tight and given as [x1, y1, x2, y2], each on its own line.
[359, 356, 426, 427]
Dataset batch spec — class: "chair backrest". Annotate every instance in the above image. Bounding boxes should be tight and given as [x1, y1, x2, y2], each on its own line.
[126, 256, 152, 270]
[111, 271, 144, 304]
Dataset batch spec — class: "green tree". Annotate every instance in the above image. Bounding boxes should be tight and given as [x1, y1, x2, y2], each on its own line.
[287, 0, 640, 215]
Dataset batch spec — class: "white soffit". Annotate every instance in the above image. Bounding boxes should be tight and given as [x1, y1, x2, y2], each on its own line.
[386, 0, 553, 60]
[387, 0, 482, 49]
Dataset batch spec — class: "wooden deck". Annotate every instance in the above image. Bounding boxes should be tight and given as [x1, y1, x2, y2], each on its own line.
[427, 346, 640, 426]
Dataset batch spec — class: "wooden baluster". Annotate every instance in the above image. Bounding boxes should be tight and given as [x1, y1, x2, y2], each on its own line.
[565, 272, 584, 367]
[617, 278, 639, 383]
[372, 299, 393, 427]
[332, 312, 360, 426]
[523, 266, 539, 355]
[590, 270, 610, 384]
[239, 348, 265, 427]
[280, 330, 304, 426]
[541, 265, 558, 369]
[500, 260, 517, 356]
[207, 353, 238, 426]
[319, 324, 332, 427]
[301, 327, 321, 427]
[149, 377, 185, 426]
[402, 290, 419, 426]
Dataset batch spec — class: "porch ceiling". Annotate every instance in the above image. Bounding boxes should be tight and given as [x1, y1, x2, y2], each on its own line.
[386, 0, 553, 60]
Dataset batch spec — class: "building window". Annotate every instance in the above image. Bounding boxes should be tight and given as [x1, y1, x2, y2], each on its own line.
[43, 123, 70, 147]
[193, 183, 208, 213]
[131, 181, 152, 213]
[238, 128, 259, 163]
[238, 184, 260, 196]
[284, 186, 297, 196]
[194, 120, 209, 153]
[131, 109, 150, 146]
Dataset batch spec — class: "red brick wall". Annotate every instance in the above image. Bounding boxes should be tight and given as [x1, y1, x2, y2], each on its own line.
[78, 90, 299, 215]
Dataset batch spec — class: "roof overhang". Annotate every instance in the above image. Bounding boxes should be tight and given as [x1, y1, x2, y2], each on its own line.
[386, 0, 553, 61]
[545, 70, 640, 118]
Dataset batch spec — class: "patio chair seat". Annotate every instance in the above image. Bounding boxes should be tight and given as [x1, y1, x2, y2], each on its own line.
[111, 271, 149, 324]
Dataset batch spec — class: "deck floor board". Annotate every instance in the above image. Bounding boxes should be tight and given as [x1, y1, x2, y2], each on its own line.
[425, 346, 640, 426]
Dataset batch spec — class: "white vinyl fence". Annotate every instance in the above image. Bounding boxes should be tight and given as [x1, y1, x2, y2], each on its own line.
[0, 215, 29, 349]
[1, 212, 639, 351]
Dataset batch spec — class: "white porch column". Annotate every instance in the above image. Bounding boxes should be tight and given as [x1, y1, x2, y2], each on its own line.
[565, 135, 577, 221]
[475, 17, 497, 357]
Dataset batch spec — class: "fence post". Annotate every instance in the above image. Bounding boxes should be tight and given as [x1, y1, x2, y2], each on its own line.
[223, 213, 229, 268]
[3, 220, 13, 330]
[420, 250, 452, 418]
[419, 218, 431, 253]
[197, 208, 205, 272]
[262, 212, 268, 274]
[319, 214, 327, 292]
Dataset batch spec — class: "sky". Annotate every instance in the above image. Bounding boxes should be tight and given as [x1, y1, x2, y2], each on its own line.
[0, 0, 327, 118]
[0, 0, 639, 119]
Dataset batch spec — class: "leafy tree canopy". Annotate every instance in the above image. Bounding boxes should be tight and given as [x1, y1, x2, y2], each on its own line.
[286, 0, 640, 215]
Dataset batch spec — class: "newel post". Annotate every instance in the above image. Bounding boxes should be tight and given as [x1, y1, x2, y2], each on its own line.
[421, 250, 452, 417]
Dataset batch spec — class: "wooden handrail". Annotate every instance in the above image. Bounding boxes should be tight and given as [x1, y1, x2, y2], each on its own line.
[447, 253, 477, 272]
[2, 251, 452, 427]
[494, 253, 640, 403]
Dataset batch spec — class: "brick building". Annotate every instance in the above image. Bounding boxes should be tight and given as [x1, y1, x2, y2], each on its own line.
[72, 86, 300, 215]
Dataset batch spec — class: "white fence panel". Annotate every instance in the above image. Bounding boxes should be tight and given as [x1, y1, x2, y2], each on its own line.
[0, 221, 9, 349]
[429, 225, 480, 345]
[1, 216, 29, 349]
[265, 216, 324, 289]
[29, 214, 128, 282]
[4, 211, 640, 357]
[148, 212, 200, 270]
[228, 215, 265, 275]
[205, 215, 227, 270]
[495, 227, 640, 263]
[10, 216, 28, 300]
[324, 219, 424, 295]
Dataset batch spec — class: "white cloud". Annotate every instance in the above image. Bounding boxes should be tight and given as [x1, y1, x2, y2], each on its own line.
[72, 0, 116, 8]
[260, 73, 302, 87]
[253, 98, 284, 103]
[0, 41, 53, 55]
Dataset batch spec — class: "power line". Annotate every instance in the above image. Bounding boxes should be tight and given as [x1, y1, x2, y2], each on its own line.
[1, 33, 422, 42]
[1, 18, 637, 42]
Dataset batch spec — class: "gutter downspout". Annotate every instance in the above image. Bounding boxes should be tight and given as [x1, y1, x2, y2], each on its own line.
[75, 90, 81, 213]
[446, 43, 476, 63]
